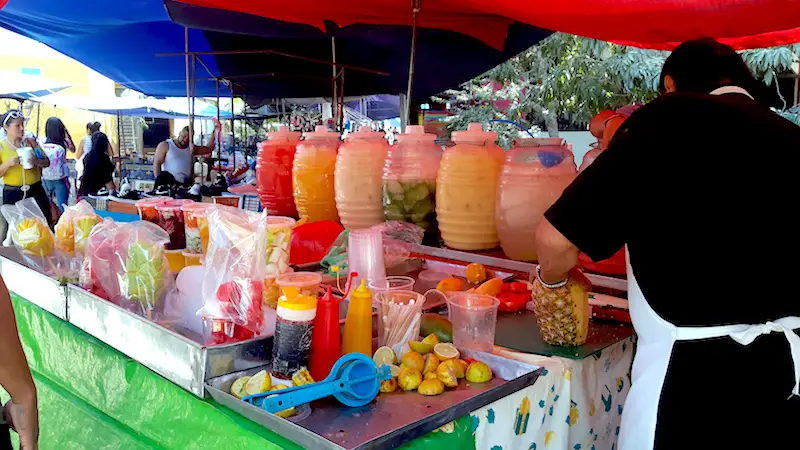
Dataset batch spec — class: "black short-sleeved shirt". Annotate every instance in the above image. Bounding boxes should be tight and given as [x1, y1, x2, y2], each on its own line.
[546, 92, 800, 449]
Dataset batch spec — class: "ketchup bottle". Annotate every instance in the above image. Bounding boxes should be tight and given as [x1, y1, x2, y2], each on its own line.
[309, 286, 341, 381]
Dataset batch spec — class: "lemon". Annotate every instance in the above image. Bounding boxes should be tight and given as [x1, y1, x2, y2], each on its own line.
[267, 384, 296, 418]
[397, 368, 423, 391]
[231, 376, 251, 399]
[424, 371, 439, 380]
[433, 343, 460, 361]
[466, 361, 493, 383]
[388, 364, 402, 377]
[422, 333, 440, 346]
[418, 378, 445, 396]
[373, 346, 397, 366]
[245, 370, 272, 395]
[440, 359, 465, 379]
[380, 378, 398, 393]
[436, 362, 459, 388]
[408, 340, 434, 354]
[400, 351, 426, 372]
[423, 353, 440, 375]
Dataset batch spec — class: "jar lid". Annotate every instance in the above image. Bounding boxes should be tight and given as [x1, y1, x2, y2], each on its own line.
[156, 199, 195, 211]
[276, 271, 323, 287]
[396, 125, 436, 142]
[302, 125, 340, 140]
[451, 123, 498, 144]
[135, 197, 170, 208]
[266, 125, 301, 140]
[347, 124, 386, 140]
[278, 286, 318, 310]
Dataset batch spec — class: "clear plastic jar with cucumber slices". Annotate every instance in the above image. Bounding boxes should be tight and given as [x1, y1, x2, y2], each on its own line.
[382, 125, 442, 231]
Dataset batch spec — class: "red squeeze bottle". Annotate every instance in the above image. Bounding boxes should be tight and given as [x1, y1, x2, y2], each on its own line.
[309, 286, 341, 381]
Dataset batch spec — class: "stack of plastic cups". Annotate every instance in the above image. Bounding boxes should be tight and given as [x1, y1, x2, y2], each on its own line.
[347, 228, 386, 295]
[368, 276, 415, 307]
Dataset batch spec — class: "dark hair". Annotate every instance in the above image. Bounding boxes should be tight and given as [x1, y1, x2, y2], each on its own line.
[91, 132, 110, 155]
[86, 122, 101, 134]
[659, 38, 767, 103]
[45, 117, 69, 148]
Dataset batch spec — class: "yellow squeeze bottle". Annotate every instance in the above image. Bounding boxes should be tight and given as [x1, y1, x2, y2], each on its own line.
[341, 279, 373, 356]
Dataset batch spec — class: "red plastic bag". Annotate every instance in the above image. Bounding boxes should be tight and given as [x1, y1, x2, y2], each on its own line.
[290, 220, 344, 265]
[198, 206, 267, 335]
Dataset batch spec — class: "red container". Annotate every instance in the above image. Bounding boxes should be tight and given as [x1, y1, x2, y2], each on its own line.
[215, 279, 264, 333]
[289, 220, 344, 265]
[309, 286, 341, 381]
[257, 126, 301, 216]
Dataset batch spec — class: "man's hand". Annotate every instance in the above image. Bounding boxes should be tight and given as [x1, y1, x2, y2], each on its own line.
[3, 398, 38, 450]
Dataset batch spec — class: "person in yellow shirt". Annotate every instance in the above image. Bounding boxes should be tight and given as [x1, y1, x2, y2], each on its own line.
[0, 110, 52, 238]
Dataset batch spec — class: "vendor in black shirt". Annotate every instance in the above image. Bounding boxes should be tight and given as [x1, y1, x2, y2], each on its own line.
[79, 132, 116, 197]
[535, 38, 800, 450]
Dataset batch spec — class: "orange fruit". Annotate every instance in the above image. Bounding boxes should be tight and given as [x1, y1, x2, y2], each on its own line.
[436, 277, 465, 292]
[474, 277, 503, 297]
[465, 263, 486, 285]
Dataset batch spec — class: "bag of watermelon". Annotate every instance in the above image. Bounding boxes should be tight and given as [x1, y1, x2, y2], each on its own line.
[197, 205, 267, 337]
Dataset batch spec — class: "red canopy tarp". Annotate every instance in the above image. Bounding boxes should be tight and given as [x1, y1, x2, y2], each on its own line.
[176, 0, 800, 49]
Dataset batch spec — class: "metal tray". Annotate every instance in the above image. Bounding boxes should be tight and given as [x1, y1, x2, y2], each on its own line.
[0, 247, 68, 319]
[66, 284, 272, 397]
[206, 350, 542, 450]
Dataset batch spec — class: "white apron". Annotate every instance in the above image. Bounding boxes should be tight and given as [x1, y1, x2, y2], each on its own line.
[618, 248, 800, 450]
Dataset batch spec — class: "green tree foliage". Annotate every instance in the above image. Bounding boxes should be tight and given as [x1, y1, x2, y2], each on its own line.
[434, 34, 799, 145]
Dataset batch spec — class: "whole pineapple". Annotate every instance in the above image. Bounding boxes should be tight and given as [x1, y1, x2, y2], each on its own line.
[531, 270, 590, 346]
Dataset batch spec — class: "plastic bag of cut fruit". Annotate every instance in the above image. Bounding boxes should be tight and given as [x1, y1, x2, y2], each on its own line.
[82, 219, 176, 318]
[1, 198, 79, 282]
[54, 200, 101, 256]
[371, 221, 424, 267]
[197, 206, 267, 335]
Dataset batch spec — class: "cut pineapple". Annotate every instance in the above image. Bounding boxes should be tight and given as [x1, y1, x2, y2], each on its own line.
[531, 278, 589, 346]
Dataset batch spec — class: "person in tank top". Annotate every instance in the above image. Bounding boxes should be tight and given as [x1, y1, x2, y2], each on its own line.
[153, 124, 217, 186]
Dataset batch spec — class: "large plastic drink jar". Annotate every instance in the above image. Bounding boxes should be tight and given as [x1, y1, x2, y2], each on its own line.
[257, 126, 301, 217]
[496, 138, 576, 261]
[436, 123, 504, 250]
[293, 126, 340, 223]
[383, 125, 442, 231]
[335, 125, 389, 229]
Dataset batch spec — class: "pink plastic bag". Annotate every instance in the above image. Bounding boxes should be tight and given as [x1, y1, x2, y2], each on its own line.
[82, 219, 176, 319]
[198, 206, 267, 335]
[1, 198, 78, 282]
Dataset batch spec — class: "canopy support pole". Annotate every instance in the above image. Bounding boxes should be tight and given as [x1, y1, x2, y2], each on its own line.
[404, 0, 421, 131]
[332, 37, 338, 130]
[230, 81, 235, 170]
[185, 28, 193, 154]
[216, 78, 221, 172]
[116, 110, 122, 160]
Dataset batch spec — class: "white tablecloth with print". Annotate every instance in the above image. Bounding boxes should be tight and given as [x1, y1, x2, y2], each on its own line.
[469, 336, 635, 450]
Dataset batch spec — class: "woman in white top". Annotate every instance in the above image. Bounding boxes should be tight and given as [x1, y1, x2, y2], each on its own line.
[75, 122, 100, 192]
[41, 117, 75, 212]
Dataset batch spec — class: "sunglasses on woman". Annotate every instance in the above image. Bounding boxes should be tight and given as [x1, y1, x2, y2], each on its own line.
[3, 110, 24, 126]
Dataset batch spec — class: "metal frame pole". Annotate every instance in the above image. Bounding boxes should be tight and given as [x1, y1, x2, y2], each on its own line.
[230, 81, 235, 169]
[216, 79, 221, 165]
[405, 0, 421, 131]
[331, 37, 337, 130]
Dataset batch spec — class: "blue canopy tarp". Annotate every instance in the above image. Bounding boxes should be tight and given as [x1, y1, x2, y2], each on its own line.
[0, 0, 551, 102]
[32, 94, 233, 119]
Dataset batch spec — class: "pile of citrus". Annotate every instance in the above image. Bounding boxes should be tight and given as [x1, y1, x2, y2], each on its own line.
[372, 333, 493, 396]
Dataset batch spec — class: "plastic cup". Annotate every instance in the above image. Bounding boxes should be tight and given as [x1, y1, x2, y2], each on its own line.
[368, 276, 415, 307]
[416, 270, 450, 292]
[182, 203, 209, 254]
[377, 290, 425, 352]
[447, 293, 500, 352]
[17, 147, 34, 169]
[164, 248, 186, 274]
[183, 251, 202, 267]
[135, 198, 169, 223]
[276, 271, 322, 297]
[263, 268, 294, 309]
[156, 199, 194, 250]
[265, 216, 295, 276]
[347, 228, 386, 290]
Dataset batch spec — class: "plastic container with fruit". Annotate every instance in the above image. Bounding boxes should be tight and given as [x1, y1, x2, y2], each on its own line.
[155, 199, 194, 250]
[135, 197, 169, 224]
[265, 216, 295, 276]
[257, 126, 301, 216]
[436, 123, 505, 250]
[293, 125, 340, 223]
[496, 138, 576, 261]
[382, 125, 442, 231]
[182, 202, 209, 254]
[335, 125, 389, 229]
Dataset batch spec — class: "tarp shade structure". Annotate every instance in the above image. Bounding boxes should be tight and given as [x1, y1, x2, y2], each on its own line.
[345, 95, 402, 121]
[173, 0, 800, 50]
[164, 1, 551, 102]
[0, 71, 70, 100]
[0, 0, 550, 102]
[0, 0, 227, 98]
